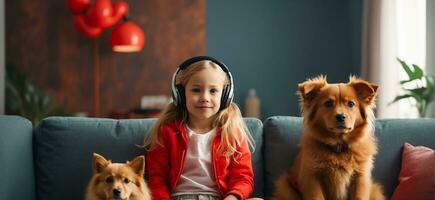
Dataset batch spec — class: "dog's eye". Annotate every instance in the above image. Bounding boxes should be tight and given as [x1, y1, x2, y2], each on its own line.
[347, 101, 355, 108]
[105, 176, 113, 184]
[324, 100, 334, 108]
[124, 178, 130, 184]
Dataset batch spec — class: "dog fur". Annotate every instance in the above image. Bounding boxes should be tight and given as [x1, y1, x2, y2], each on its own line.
[272, 76, 385, 200]
[85, 153, 151, 200]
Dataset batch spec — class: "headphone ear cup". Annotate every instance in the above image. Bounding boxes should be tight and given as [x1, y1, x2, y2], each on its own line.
[176, 84, 186, 108]
[227, 88, 233, 107]
[220, 85, 230, 110]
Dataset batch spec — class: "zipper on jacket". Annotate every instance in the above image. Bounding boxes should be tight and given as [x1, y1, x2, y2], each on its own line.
[172, 130, 187, 192]
[172, 149, 186, 192]
[212, 137, 224, 196]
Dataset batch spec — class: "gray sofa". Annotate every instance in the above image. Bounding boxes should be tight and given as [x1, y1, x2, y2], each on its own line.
[1, 115, 434, 200]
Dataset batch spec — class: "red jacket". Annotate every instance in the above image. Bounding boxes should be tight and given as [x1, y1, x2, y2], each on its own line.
[146, 121, 254, 200]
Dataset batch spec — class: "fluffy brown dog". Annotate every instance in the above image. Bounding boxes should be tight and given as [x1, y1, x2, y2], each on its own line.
[273, 76, 385, 200]
[85, 153, 151, 200]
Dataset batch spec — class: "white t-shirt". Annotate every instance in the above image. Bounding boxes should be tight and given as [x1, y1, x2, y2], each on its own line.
[172, 126, 220, 196]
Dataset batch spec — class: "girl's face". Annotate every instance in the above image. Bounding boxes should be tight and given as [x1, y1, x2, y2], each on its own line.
[184, 67, 227, 123]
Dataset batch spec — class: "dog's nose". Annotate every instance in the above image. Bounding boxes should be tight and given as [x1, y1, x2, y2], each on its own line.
[113, 188, 121, 197]
[336, 114, 346, 122]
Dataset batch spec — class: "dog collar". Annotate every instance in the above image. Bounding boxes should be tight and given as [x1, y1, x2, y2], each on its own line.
[324, 143, 350, 153]
[287, 176, 300, 193]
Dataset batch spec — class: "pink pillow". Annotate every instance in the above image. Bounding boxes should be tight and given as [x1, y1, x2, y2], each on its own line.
[391, 143, 435, 200]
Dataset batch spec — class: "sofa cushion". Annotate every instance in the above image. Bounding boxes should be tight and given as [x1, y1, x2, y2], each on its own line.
[374, 119, 435, 197]
[246, 118, 264, 197]
[0, 115, 35, 200]
[263, 116, 435, 199]
[34, 117, 263, 200]
[263, 116, 302, 199]
[391, 143, 435, 200]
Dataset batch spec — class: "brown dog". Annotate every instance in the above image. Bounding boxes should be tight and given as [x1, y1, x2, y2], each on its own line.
[273, 76, 385, 200]
[85, 153, 151, 200]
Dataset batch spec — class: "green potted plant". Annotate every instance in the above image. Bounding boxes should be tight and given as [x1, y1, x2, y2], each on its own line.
[391, 58, 435, 117]
[5, 64, 68, 126]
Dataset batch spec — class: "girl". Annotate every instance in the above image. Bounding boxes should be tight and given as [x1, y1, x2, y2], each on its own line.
[144, 56, 255, 200]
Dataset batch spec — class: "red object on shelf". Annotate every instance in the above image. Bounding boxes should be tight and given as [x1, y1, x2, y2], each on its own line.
[110, 22, 145, 52]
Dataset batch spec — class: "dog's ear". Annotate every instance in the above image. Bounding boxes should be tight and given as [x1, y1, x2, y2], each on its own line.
[349, 76, 378, 104]
[92, 153, 111, 174]
[128, 155, 145, 176]
[298, 75, 327, 102]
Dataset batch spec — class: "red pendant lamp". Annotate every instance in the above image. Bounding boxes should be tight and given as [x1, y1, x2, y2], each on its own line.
[67, 0, 145, 51]
[110, 20, 145, 52]
[67, 0, 146, 116]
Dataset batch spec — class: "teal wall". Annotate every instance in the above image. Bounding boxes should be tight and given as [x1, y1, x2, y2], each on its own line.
[207, 0, 362, 119]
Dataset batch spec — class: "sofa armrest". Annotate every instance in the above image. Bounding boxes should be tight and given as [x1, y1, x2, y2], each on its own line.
[0, 115, 36, 200]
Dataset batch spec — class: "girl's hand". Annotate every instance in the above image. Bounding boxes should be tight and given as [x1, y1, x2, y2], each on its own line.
[223, 194, 238, 200]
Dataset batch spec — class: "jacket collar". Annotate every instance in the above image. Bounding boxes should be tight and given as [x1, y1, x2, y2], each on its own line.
[168, 120, 222, 137]
[168, 120, 222, 136]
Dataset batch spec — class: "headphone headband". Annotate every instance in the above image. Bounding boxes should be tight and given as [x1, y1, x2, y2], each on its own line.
[171, 56, 234, 110]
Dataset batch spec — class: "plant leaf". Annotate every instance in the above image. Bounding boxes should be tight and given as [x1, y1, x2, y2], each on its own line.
[396, 58, 423, 81]
[400, 79, 414, 84]
[405, 88, 425, 102]
[5, 64, 68, 126]
[390, 94, 413, 104]
[397, 58, 415, 80]
[411, 64, 424, 79]
[392, 59, 435, 113]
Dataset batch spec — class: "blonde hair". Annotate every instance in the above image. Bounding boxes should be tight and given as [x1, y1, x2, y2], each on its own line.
[143, 60, 255, 159]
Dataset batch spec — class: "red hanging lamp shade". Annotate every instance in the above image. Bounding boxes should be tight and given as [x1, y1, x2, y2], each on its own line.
[109, 21, 145, 52]
[67, 0, 90, 14]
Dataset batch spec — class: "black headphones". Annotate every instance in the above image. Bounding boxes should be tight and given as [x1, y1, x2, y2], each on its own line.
[171, 56, 234, 110]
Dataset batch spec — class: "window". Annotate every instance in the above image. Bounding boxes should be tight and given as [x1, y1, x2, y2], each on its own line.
[395, 0, 426, 118]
